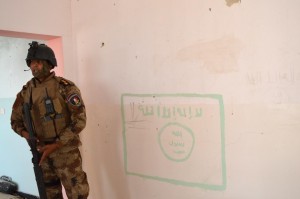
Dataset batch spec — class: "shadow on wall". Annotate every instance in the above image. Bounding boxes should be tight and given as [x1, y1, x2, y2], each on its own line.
[80, 75, 130, 198]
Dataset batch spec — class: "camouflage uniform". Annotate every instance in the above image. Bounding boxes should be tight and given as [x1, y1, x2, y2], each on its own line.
[11, 72, 89, 199]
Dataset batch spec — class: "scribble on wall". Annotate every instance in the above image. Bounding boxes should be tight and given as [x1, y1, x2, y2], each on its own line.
[121, 93, 226, 190]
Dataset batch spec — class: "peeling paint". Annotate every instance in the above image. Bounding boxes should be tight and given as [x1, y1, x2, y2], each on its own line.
[225, 0, 241, 7]
[177, 35, 243, 74]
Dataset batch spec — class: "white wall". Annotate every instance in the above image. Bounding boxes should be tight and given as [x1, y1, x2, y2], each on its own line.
[71, 0, 300, 199]
[1, 0, 300, 199]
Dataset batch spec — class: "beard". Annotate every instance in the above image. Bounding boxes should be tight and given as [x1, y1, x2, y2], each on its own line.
[32, 63, 51, 80]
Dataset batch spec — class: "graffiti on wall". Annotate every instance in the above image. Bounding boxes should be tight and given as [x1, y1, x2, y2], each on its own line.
[121, 93, 226, 190]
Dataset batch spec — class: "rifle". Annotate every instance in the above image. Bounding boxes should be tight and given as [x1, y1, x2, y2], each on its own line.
[23, 102, 48, 199]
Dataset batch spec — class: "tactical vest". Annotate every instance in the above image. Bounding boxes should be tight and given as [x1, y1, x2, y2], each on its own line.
[22, 76, 71, 142]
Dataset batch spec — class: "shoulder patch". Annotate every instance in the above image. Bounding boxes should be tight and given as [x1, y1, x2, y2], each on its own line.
[67, 93, 82, 107]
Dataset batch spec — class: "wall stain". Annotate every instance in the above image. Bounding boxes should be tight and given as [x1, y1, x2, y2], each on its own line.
[177, 35, 243, 74]
[226, 0, 241, 7]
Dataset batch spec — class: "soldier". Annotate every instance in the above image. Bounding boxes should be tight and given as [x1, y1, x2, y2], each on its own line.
[10, 41, 89, 199]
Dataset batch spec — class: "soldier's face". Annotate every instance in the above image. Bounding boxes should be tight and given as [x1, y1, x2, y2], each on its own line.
[29, 60, 50, 79]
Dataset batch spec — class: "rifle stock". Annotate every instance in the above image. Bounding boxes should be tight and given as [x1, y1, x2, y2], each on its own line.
[23, 103, 48, 199]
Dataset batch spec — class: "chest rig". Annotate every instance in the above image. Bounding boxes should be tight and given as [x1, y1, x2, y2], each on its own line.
[24, 77, 70, 142]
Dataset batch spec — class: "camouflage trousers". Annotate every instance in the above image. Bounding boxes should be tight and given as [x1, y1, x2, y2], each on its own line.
[41, 148, 89, 199]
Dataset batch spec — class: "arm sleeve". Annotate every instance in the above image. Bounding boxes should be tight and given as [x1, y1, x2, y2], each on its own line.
[11, 92, 26, 136]
[58, 84, 87, 146]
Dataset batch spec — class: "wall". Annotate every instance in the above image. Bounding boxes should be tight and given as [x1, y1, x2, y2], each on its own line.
[1, 0, 300, 199]
[71, 0, 300, 199]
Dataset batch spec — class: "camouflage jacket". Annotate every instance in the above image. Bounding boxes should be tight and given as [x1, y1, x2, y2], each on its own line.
[11, 72, 86, 150]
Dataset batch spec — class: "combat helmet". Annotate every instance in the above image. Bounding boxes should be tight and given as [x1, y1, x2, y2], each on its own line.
[26, 41, 57, 68]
